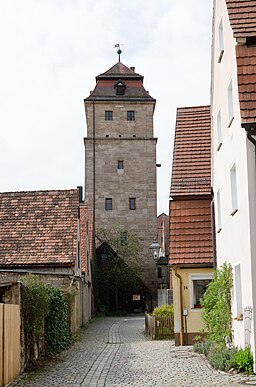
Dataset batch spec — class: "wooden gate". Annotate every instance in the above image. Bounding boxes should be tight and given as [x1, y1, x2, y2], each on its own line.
[0, 304, 20, 386]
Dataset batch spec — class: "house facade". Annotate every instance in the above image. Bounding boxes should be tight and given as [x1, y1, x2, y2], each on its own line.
[169, 106, 214, 345]
[211, 0, 256, 364]
[84, 59, 158, 309]
[0, 188, 93, 330]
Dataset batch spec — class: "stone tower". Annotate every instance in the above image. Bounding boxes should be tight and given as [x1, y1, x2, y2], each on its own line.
[84, 59, 157, 305]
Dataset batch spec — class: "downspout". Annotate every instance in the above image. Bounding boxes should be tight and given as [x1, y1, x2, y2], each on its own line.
[211, 193, 217, 269]
[92, 99, 96, 258]
[173, 267, 184, 346]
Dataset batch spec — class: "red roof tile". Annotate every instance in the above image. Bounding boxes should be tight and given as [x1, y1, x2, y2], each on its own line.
[0, 189, 80, 267]
[170, 106, 211, 197]
[236, 44, 256, 125]
[169, 199, 213, 266]
[225, 0, 256, 38]
[85, 62, 155, 101]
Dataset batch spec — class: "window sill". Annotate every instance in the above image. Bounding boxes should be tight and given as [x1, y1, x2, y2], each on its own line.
[234, 314, 243, 321]
[217, 142, 222, 151]
[230, 208, 238, 216]
[228, 116, 234, 128]
[218, 50, 224, 63]
[117, 169, 124, 174]
[217, 227, 222, 233]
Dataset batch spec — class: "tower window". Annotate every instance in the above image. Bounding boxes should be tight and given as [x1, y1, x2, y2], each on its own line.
[127, 111, 135, 121]
[105, 111, 113, 121]
[120, 231, 128, 246]
[118, 160, 124, 170]
[105, 198, 112, 210]
[129, 197, 136, 210]
[114, 79, 126, 95]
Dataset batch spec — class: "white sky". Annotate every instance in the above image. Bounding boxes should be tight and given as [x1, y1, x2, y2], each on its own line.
[0, 0, 213, 215]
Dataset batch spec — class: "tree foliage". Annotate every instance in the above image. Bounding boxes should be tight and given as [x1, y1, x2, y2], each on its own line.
[94, 226, 145, 312]
[201, 262, 233, 344]
[21, 274, 74, 363]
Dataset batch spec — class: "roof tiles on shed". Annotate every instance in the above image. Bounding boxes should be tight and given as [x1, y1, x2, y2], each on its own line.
[0, 189, 80, 267]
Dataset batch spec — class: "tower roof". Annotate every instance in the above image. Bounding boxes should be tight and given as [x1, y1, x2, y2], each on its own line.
[96, 62, 143, 81]
[85, 62, 155, 102]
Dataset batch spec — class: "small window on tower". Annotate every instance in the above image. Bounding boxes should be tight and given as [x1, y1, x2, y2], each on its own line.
[118, 160, 124, 170]
[129, 197, 136, 210]
[127, 111, 135, 121]
[114, 79, 126, 95]
[105, 198, 112, 210]
[105, 111, 113, 121]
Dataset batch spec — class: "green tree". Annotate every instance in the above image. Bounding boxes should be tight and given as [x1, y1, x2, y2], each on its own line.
[94, 227, 145, 313]
[201, 262, 233, 344]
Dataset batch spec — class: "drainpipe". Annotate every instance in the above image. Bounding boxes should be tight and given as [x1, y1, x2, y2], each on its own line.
[92, 99, 96, 258]
[173, 267, 184, 346]
[211, 194, 217, 270]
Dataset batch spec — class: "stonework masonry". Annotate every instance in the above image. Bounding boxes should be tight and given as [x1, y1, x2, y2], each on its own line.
[84, 64, 158, 300]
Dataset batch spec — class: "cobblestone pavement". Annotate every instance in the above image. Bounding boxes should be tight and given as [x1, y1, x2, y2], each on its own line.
[9, 316, 256, 387]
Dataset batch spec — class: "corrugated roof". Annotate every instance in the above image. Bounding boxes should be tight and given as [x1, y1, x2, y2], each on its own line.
[170, 106, 211, 197]
[225, 0, 256, 38]
[0, 189, 79, 267]
[236, 44, 256, 125]
[169, 199, 213, 266]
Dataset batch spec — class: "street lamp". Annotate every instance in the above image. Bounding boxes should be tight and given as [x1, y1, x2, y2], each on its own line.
[149, 241, 161, 262]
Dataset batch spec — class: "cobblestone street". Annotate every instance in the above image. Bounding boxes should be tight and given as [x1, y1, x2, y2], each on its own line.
[9, 316, 256, 387]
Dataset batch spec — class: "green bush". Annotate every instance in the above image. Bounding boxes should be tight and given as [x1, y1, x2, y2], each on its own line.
[201, 262, 233, 345]
[45, 286, 72, 354]
[21, 275, 74, 358]
[152, 304, 174, 317]
[193, 338, 212, 356]
[208, 347, 237, 371]
[232, 347, 254, 374]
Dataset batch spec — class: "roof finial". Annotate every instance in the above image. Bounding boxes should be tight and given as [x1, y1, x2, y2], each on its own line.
[114, 43, 122, 62]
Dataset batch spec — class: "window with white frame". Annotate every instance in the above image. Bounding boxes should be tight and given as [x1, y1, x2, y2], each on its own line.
[227, 80, 234, 126]
[234, 264, 243, 316]
[216, 189, 222, 231]
[230, 163, 238, 214]
[218, 18, 224, 62]
[217, 110, 222, 149]
[191, 274, 213, 308]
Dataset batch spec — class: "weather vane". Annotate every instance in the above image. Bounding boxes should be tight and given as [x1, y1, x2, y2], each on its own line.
[114, 43, 122, 62]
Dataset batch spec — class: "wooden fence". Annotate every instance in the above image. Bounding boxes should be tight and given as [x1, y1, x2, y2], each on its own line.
[145, 313, 174, 340]
[0, 304, 20, 387]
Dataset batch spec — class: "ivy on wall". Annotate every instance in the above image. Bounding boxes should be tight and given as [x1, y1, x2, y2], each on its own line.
[21, 275, 75, 364]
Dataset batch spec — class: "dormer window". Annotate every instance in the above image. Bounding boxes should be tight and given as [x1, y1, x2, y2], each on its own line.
[114, 79, 126, 95]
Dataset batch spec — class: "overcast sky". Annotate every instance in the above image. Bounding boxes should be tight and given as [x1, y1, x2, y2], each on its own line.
[0, 0, 212, 215]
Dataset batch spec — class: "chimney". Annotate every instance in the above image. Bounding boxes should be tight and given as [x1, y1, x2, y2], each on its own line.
[130, 66, 135, 72]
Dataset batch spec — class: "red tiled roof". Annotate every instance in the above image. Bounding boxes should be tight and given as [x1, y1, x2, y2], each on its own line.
[236, 44, 256, 125]
[96, 62, 143, 80]
[169, 199, 213, 266]
[0, 189, 80, 267]
[170, 106, 211, 197]
[225, 0, 256, 38]
[85, 62, 155, 101]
